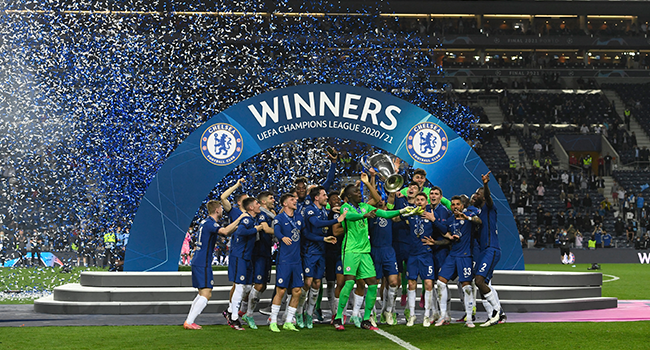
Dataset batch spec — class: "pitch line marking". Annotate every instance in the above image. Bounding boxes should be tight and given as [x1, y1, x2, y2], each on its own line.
[602, 274, 619, 282]
[374, 328, 421, 350]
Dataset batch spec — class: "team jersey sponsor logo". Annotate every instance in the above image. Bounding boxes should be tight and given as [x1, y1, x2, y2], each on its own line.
[291, 228, 300, 242]
[406, 122, 448, 164]
[200, 123, 243, 166]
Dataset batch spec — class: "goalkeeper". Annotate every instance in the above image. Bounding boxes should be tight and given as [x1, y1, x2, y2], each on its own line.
[333, 183, 413, 331]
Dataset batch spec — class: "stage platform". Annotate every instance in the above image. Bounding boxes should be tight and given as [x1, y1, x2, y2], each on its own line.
[34, 270, 617, 315]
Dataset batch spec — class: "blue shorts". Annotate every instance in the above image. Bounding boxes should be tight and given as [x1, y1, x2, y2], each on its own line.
[474, 248, 501, 282]
[303, 253, 326, 279]
[439, 255, 474, 283]
[253, 256, 272, 284]
[325, 254, 342, 281]
[276, 263, 304, 290]
[432, 247, 449, 279]
[228, 256, 252, 284]
[191, 264, 214, 289]
[371, 246, 399, 279]
[393, 242, 408, 273]
[405, 253, 435, 281]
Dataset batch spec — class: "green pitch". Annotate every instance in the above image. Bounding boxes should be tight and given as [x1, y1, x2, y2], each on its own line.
[1, 263, 649, 349]
[1, 321, 649, 350]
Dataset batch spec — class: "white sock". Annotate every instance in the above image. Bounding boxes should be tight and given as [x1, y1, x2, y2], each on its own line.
[285, 306, 297, 324]
[485, 290, 501, 314]
[424, 290, 433, 318]
[231, 284, 244, 321]
[386, 286, 397, 314]
[270, 304, 281, 324]
[462, 285, 474, 322]
[296, 288, 307, 314]
[437, 280, 448, 318]
[247, 288, 259, 317]
[408, 289, 416, 316]
[472, 280, 478, 304]
[482, 298, 493, 316]
[327, 282, 337, 315]
[431, 284, 440, 316]
[228, 301, 232, 313]
[457, 280, 465, 304]
[306, 287, 319, 315]
[490, 283, 501, 305]
[352, 292, 364, 317]
[185, 295, 208, 324]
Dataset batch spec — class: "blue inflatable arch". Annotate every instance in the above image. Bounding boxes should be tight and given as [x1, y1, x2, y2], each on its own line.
[124, 84, 524, 272]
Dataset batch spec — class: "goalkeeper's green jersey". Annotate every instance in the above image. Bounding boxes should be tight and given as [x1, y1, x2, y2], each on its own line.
[340, 202, 401, 254]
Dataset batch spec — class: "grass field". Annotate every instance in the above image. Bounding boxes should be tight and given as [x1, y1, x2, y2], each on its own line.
[1, 263, 649, 349]
[1, 321, 648, 350]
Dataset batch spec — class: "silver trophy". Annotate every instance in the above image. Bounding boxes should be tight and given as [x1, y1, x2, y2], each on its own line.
[361, 154, 404, 193]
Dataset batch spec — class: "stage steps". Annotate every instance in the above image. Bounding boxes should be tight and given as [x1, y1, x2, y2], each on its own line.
[34, 270, 617, 314]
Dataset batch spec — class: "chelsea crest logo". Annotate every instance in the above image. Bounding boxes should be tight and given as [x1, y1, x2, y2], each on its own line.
[200, 123, 243, 166]
[406, 122, 448, 164]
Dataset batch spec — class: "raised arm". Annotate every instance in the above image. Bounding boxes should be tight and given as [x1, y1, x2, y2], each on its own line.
[218, 214, 247, 236]
[361, 172, 382, 206]
[220, 179, 244, 212]
[322, 153, 338, 191]
[482, 171, 494, 208]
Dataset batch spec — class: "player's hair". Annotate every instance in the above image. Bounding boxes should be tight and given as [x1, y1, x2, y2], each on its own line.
[343, 184, 356, 200]
[309, 186, 325, 200]
[207, 200, 222, 215]
[242, 197, 258, 211]
[280, 193, 295, 206]
[415, 192, 428, 201]
[257, 191, 274, 202]
[408, 181, 420, 188]
[430, 186, 443, 196]
[234, 193, 248, 205]
[288, 187, 298, 195]
[459, 194, 470, 208]
[294, 177, 308, 185]
[451, 195, 465, 208]
[328, 191, 340, 200]
[414, 168, 427, 177]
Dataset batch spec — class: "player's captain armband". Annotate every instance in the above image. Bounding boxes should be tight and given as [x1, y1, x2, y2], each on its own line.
[386, 203, 395, 210]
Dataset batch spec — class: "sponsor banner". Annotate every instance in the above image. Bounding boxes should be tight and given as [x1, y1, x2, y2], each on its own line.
[125, 84, 523, 272]
[444, 68, 650, 78]
[524, 248, 650, 264]
[437, 35, 650, 48]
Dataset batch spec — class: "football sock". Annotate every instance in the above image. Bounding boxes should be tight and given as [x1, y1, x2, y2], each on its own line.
[482, 297, 493, 316]
[490, 283, 501, 306]
[408, 289, 416, 316]
[424, 290, 433, 318]
[296, 288, 307, 315]
[379, 285, 387, 315]
[437, 280, 448, 318]
[270, 304, 281, 324]
[363, 284, 378, 321]
[326, 281, 337, 315]
[246, 288, 259, 317]
[336, 279, 355, 320]
[231, 284, 244, 321]
[285, 306, 297, 324]
[352, 292, 364, 317]
[315, 284, 323, 311]
[386, 286, 397, 313]
[462, 285, 474, 321]
[485, 290, 501, 313]
[186, 295, 207, 325]
[306, 287, 319, 315]
[457, 280, 465, 305]
[227, 301, 232, 314]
